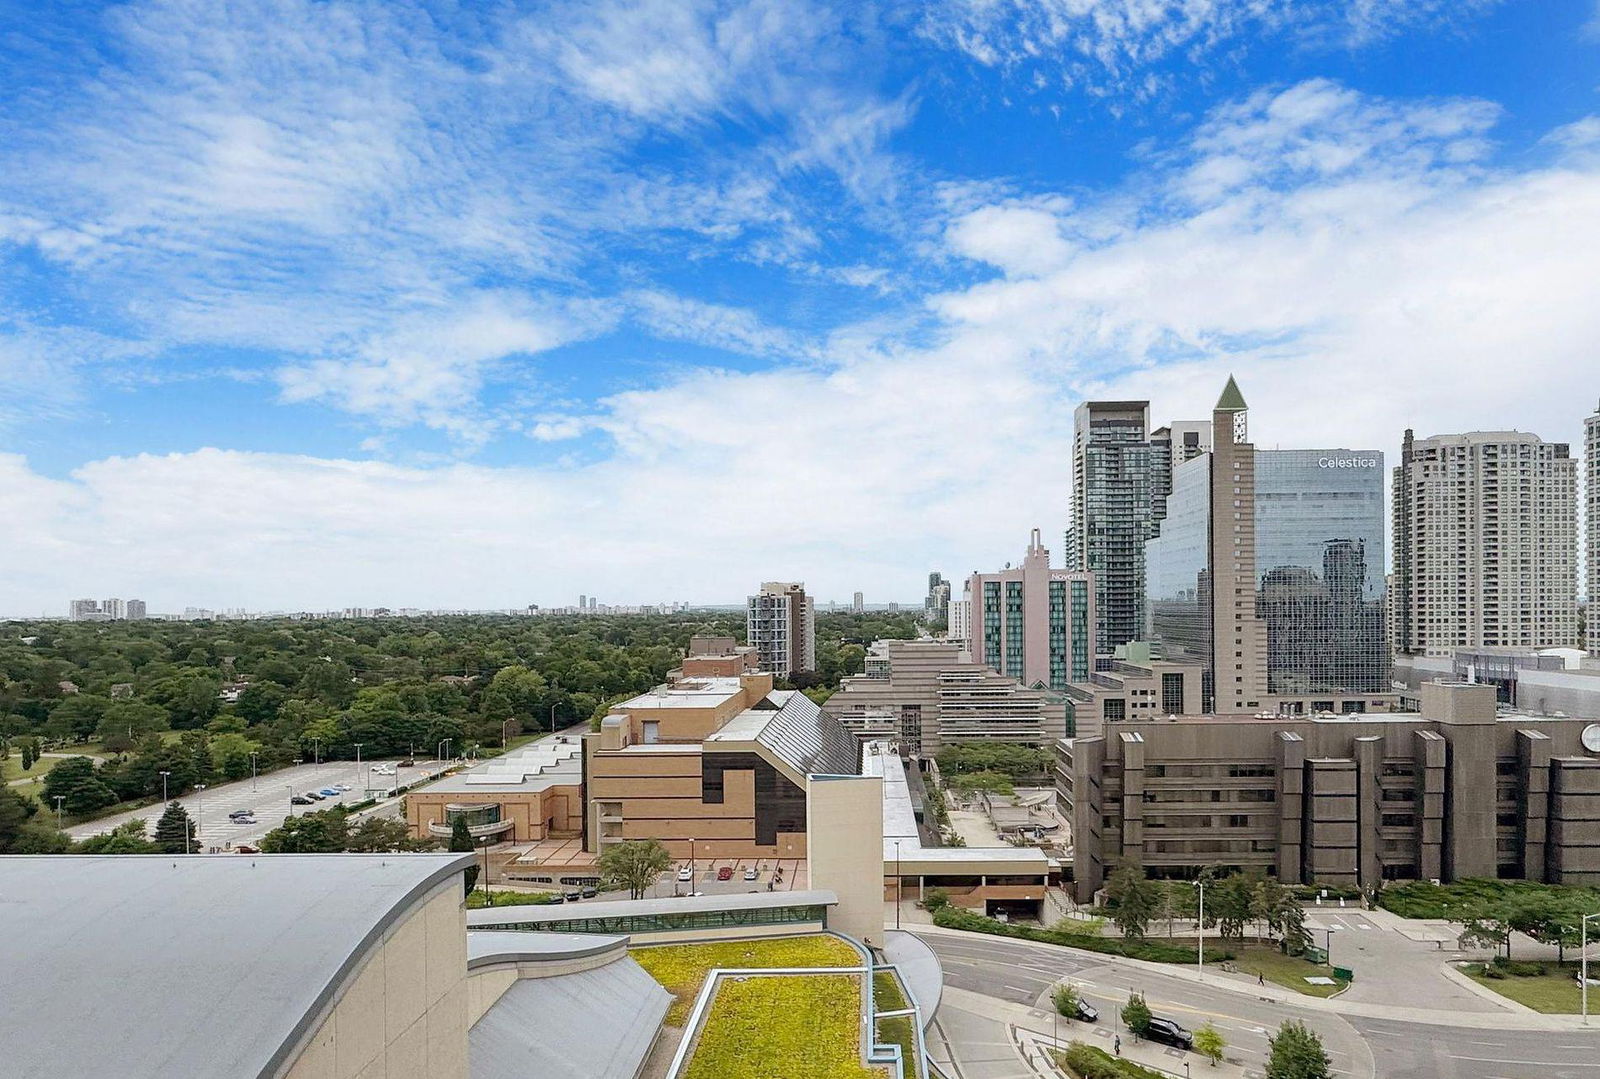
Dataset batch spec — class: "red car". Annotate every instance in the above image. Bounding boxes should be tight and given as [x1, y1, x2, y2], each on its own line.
[716, 866, 734, 881]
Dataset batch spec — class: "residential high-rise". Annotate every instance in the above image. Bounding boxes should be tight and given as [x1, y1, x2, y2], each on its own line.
[947, 595, 971, 650]
[851, 592, 864, 614]
[67, 599, 105, 621]
[747, 581, 816, 678]
[578, 594, 586, 611]
[967, 528, 1094, 691]
[1587, 401, 1600, 610]
[102, 598, 126, 620]
[1255, 449, 1389, 697]
[924, 572, 951, 622]
[1393, 429, 1578, 654]
[1068, 401, 1211, 654]
[126, 599, 147, 621]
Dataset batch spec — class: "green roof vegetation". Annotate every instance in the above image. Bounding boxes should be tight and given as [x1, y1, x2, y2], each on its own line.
[873, 971, 916, 1079]
[684, 973, 878, 1079]
[632, 935, 860, 1026]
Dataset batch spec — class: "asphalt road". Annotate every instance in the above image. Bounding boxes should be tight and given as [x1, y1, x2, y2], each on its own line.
[67, 758, 452, 847]
[918, 930, 1600, 1079]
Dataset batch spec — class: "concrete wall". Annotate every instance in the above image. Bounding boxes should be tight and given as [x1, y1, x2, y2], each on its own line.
[405, 785, 583, 843]
[281, 879, 468, 1079]
[807, 775, 885, 949]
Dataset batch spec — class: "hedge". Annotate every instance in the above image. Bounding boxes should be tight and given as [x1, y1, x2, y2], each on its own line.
[1055, 1042, 1168, 1079]
[1378, 878, 1600, 920]
[932, 906, 1234, 965]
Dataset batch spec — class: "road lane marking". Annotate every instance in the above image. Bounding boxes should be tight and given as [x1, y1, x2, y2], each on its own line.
[1450, 1056, 1600, 1067]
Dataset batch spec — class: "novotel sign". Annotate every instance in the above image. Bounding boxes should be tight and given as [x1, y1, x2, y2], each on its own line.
[1318, 456, 1379, 469]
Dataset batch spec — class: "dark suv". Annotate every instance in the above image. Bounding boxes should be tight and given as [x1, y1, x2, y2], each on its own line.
[1072, 999, 1099, 1023]
[1144, 1017, 1193, 1050]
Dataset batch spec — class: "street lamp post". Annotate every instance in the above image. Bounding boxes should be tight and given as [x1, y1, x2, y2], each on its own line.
[286, 785, 296, 819]
[1584, 913, 1600, 1024]
[893, 840, 903, 931]
[1194, 878, 1207, 977]
[250, 752, 259, 791]
[353, 743, 364, 791]
[501, 719, 513, 749]
[312, 737, 321, 766]
[159, 770, 170, 805]
[437, 738, 452, 762]
[52, 794, 64, 832]
[192, 784, 206, 853]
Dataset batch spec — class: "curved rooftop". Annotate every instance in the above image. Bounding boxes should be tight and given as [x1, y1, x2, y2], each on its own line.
[0, 853, 473, 1079]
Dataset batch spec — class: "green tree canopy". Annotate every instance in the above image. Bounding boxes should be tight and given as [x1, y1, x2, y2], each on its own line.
[42, 756, 117, 815]
[260, 808, 350, 853]
[1266, 1021, 1331, 1079]
[1120, 993, 1152, 1037]
[598, 838, 674, 901]
[154, 800, 197, 854]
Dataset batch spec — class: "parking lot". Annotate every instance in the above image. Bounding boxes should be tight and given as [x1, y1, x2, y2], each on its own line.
[67, 758, 453, 849]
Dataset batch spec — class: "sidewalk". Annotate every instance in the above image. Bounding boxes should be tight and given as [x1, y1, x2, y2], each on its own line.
[913, 923, 1591, 1030]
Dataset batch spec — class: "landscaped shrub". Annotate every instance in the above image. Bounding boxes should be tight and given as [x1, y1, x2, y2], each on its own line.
[931, 905, 1234, 965]
[921, 888, 951, 912]
[1379, 878, 1600, 920]
[1055, 1041, 1168, 1079]
[1491, 957, 1547, 977]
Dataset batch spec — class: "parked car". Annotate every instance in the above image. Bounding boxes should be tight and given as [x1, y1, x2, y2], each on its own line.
[290, 795, 315, 805]
[1072, 999, 1098, 1024]
[334, 784, 352, 792]
[677, 866, 693, 882]
[228, 809, 254, 820]
[304, 791, 325, 801]
[398, 759, 415, 767]
[318, 788, 340, 797]
[234, 844, 259, 854]
[1144, 1018, 1193, 1051]
[716, 866, 734, 881]
[234, 816, 258, 826]
[743, 866, 758, 881]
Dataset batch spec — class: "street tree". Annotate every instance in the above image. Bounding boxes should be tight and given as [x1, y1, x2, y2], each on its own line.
[1051, 983, 1079, 1018]
[1193, 1022, 1226, 1066]
[1120, 993, 1152, 1037]
[1210, 874, 1255, 941]
[1278, 893, 1311, 956]
[154, 800, 196, 853]
[347, 816, 435, 853]
[260, 809, 350, 853]
[1266, 1021, 1331, 1079]
[1107, 864, 1158, 941]
[598, 838, 673, 901]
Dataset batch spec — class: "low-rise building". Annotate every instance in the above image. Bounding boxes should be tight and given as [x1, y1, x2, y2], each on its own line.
[585, 673, 859, 861]
[824, 638, 1067, 754]
[1059, 682, 1600, 901]
[406, 734, 585, 844]
[669, 634, 762, 679]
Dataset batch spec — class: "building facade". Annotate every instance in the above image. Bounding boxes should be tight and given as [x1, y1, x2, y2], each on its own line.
[966, 529, 1094, 691]
[1068, 401, 1167, 653]
[125, 598, 147, 620]
[747, 581, 816, 678]
[1059, 682, 1600, 901]
[585, 673, 858, 861]
[946, 597, 970, 650]
[925, 572, 951, 623]
[1587, 402, 1600, 608]
[1393, 430, 1579, 654]
[1256, 449, 1389, 696]
[824, 638, 1068, 754]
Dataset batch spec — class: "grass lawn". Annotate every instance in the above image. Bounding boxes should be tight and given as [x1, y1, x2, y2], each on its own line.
[2, 754, 63, 785]
[873, 971, 916, 1079]
[633, 935, 861, 1026]
[684, 973, 878, 1079]
[1463, 962, 1594, 1013]
[1227, 942, 1349, 998]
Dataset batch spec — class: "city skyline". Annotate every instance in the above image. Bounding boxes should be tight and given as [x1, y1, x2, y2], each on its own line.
[3, 3, 1599, 613]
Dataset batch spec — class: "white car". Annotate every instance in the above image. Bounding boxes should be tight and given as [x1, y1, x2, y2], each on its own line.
[335, 784, 352, 792]
[677, 866, 693, 883]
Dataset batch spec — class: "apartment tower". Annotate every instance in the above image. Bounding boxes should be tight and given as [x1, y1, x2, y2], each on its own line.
[747, 581, 816, 678]
[967, 529, 1094, 691]
[1393, 430, 1578, 654]
[1587, 402, 1600, 612]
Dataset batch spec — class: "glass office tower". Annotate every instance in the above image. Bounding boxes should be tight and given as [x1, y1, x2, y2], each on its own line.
[1145, 453, 1214, 702]
[1255, 450, 1388, 696]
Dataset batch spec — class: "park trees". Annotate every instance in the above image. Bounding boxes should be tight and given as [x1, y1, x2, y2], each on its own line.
[1051, 983, 1079, 1017]
[1265, 1021, 1331, 1079]
[95, 701, 170, 754]
[42, 756, 117, 815]
[1209, 874, 1255, 941]
[598, 838, 674, 900]
[76, 819, 159, 854]
[154, 801, 197, 854]
[261, 809, 350, 853]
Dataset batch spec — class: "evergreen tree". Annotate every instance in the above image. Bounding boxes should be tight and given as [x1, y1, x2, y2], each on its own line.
[42, 756, 117, 815]
[1107, 864, 1158, 941]
[449, 816, 480, 892]
[1265, 1021, 1331, 1079]
[154, 800, 196, 854]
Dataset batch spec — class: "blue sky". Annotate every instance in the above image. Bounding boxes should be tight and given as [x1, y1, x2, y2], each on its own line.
[2, 0, 1598, 614]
